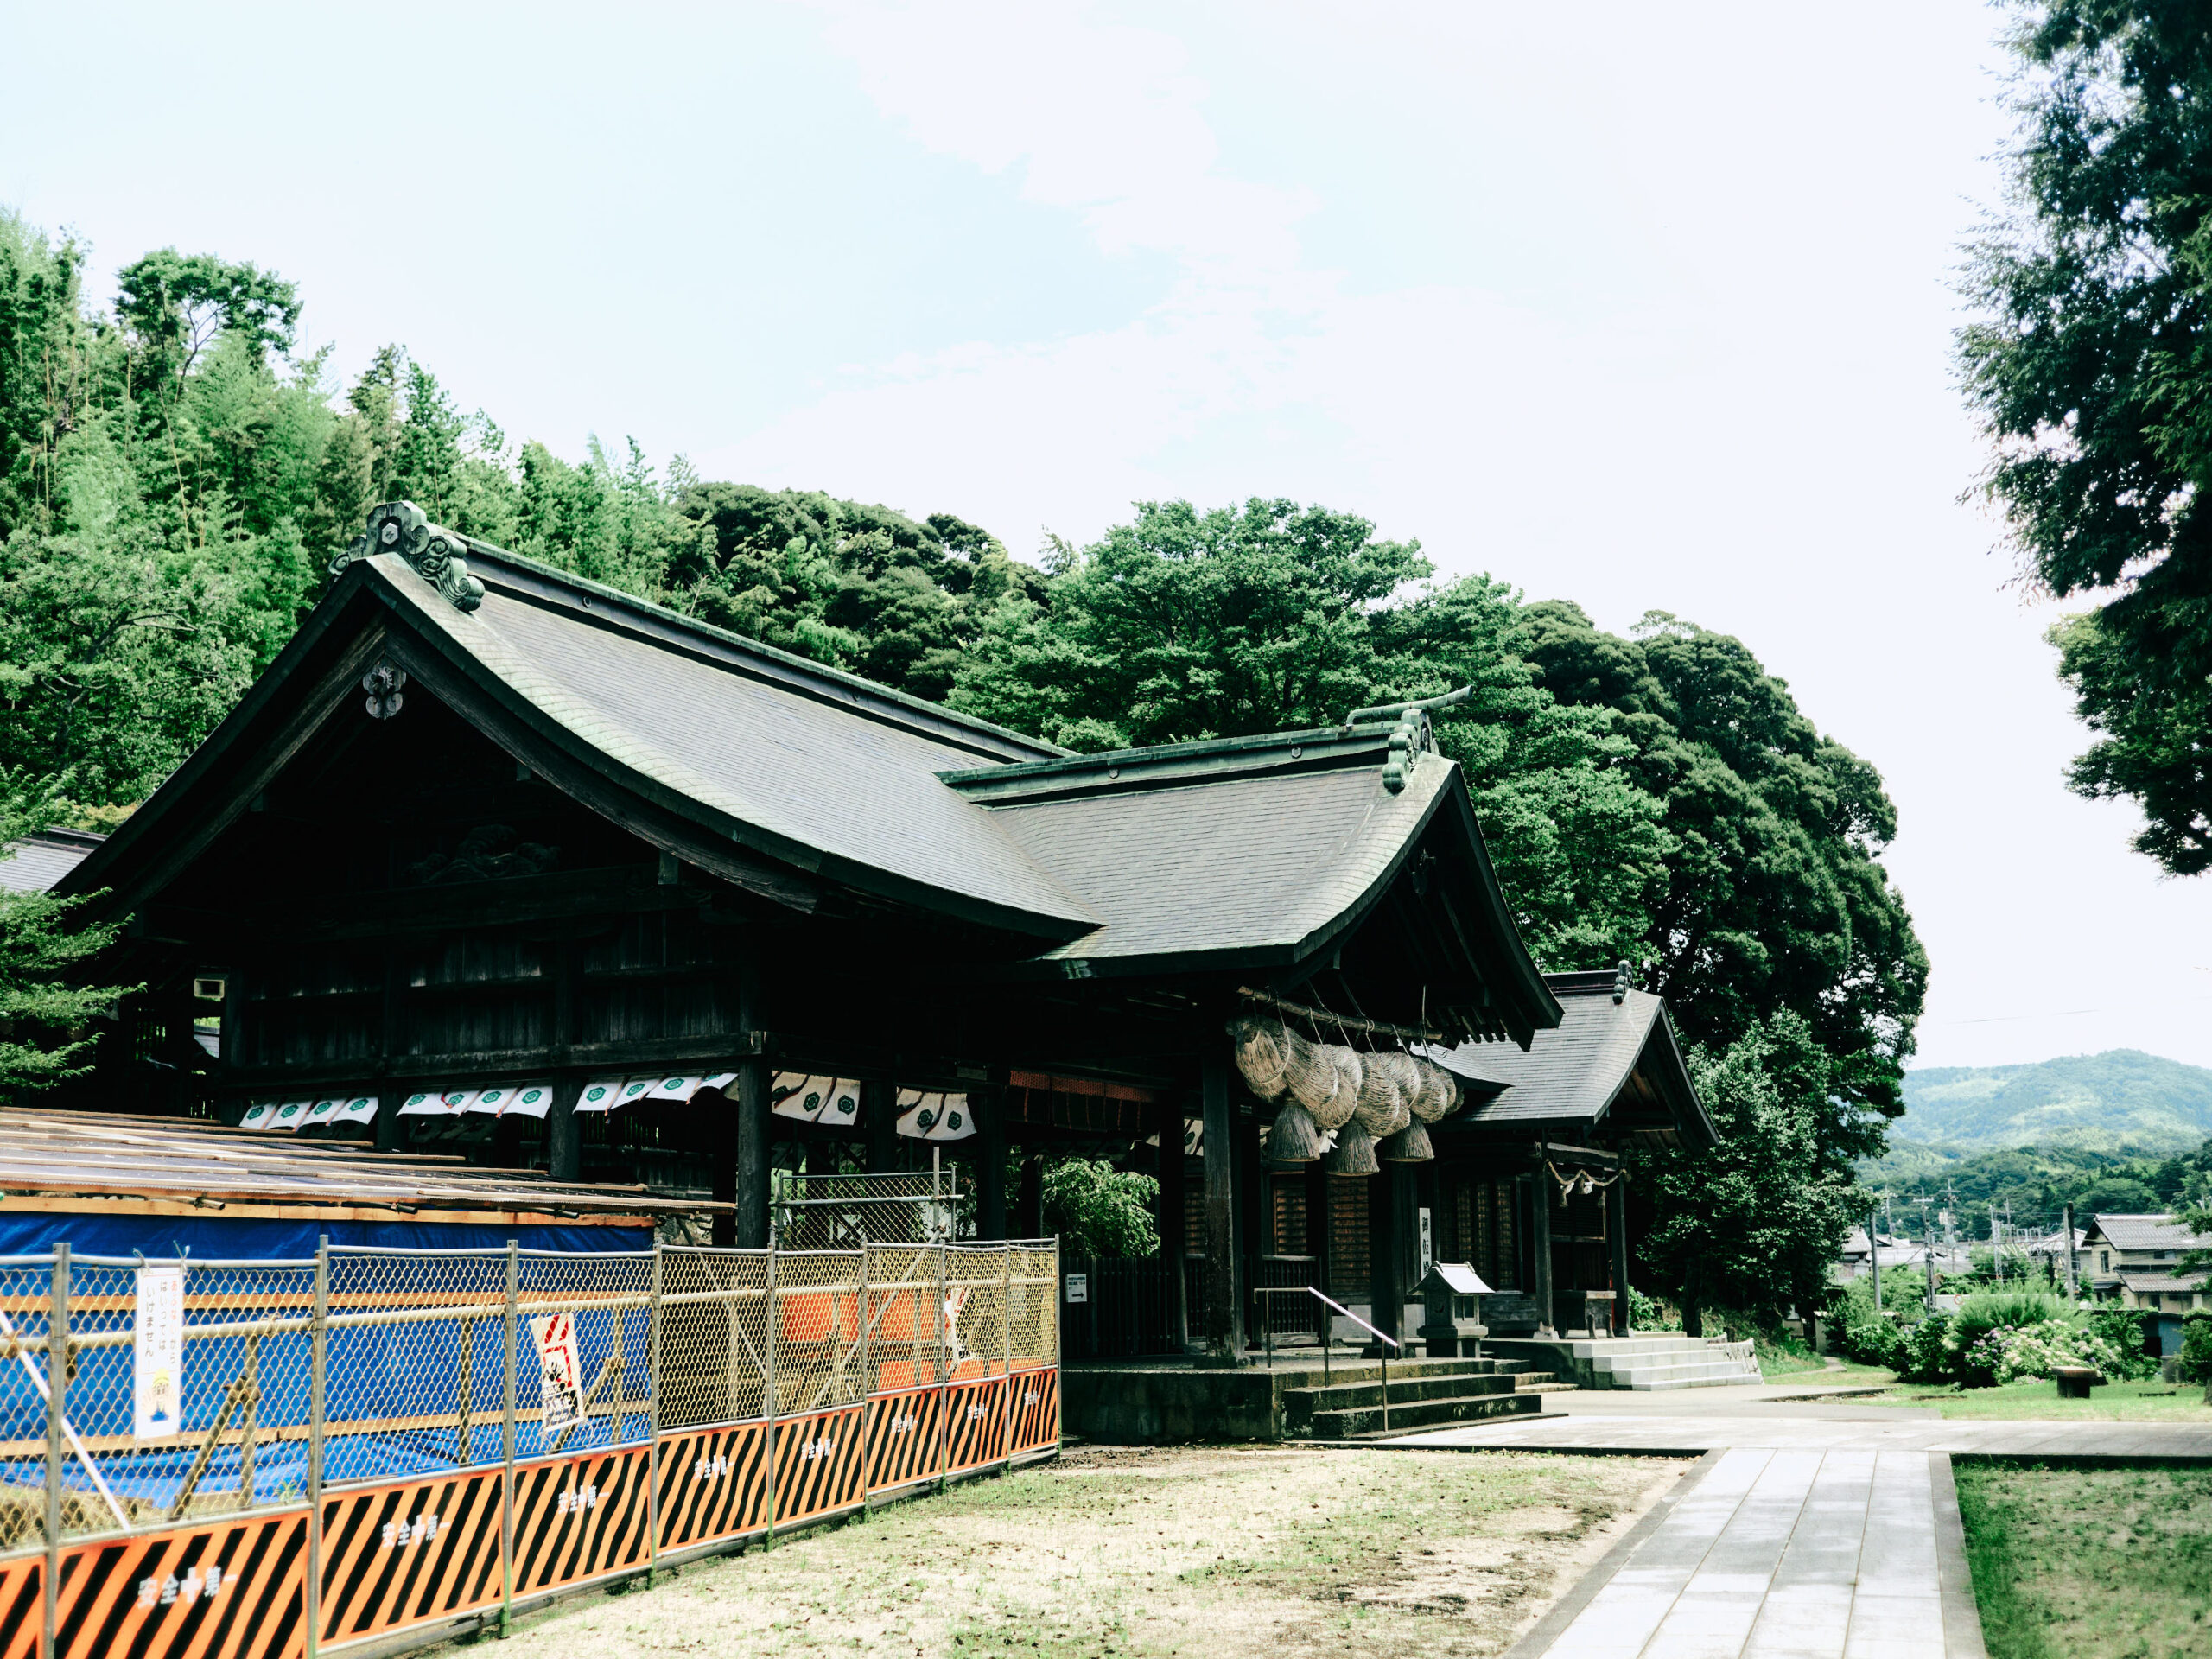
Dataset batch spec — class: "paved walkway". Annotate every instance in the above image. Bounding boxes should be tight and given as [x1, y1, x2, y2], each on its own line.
[1381, 1389, 2212, 1658]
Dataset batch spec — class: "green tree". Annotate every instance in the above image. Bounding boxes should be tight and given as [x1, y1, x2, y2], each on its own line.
[1521, 602, 1927, 1123]
[1035, 1158, 1160, 1258]
[0, 780, 126, 1103]
[1959, 3, 2212, 872]
[1632, 1014, 1864, 1325]
[670, 484, 1037, 698]
[952, 498, 1427, 749]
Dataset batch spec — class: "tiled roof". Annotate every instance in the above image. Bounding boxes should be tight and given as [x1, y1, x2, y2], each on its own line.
[2119, 1270, 2209, 1294]
[0, 828, 105, 893]
[384, 553, 1100, 933]
[1421, 973, 1714, 1145]
[2087, 1214, 2208, 1252]
[974, 748, 1453, 963]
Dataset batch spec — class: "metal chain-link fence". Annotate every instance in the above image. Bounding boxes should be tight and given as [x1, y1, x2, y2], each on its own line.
[775, 1171, 958, 1249]
[0, 1236, 1055, 1558]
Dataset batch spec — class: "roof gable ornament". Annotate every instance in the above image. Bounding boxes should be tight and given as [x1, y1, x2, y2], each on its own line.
[1347, 686, 1472, 795]
[330, 500, 486, 613]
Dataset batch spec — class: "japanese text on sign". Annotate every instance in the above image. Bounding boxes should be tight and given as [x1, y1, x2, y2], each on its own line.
[134, 1264, 184, 1440]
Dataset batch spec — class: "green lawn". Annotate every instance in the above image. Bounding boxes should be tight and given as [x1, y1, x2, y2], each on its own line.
[1954, 1461, 2212, 1658]
[1869, 1377, 2212, 1421]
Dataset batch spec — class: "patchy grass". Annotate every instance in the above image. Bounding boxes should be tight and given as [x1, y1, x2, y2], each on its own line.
[1954, 1460, 2212, 1659]
[1861, 1377, 2212, 1421]
[1758, 1359, 1897, 1389]
[499, 1446, 1683, 1659]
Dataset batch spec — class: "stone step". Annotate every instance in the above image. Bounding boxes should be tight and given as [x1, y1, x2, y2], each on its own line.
[1625, 1370, 1764, 1391]
[1306, 1389, 1543, 1439]
[1603, 1360, 1762, 1389]
[1281, 1368, 1518, 1429]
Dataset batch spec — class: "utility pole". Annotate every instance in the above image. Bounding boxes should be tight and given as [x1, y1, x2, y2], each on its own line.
[1868, 1200, 1883, 1314]
[1990, 1202, 2002, 1286]
[1919, 1194, 1938, 1314]
[2063, 1202, 2079, 1297]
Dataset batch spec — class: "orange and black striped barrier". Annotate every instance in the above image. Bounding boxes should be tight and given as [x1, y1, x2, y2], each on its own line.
[53, 1509, 306, 1659]
[316, 1468, 505, 1645]
[27, 1371, 1054, 1659]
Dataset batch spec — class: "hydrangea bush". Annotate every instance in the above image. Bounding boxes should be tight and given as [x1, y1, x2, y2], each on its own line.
[1955, 1319, 2129, 1388]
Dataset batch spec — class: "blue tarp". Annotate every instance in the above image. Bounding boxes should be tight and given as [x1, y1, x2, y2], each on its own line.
[0, 1212, 652, 1261]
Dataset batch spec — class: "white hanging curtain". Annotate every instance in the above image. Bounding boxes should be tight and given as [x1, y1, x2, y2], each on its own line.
[505, 1083, 556, 1119]
[575, 1078, 625, 1114]
[896, 1089, 975, 1141]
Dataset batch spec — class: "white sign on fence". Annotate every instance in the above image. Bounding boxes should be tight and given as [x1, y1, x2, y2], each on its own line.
[1065, 1273, 1088, 1305]
[134, 1264, 185, 1440]
[531, 1312, 584, 1433]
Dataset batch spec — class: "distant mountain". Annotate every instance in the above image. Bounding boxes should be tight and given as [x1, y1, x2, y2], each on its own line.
[1897, 1051, 2212, 1154]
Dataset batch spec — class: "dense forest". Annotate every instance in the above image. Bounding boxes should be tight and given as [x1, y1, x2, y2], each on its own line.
[1861, 1135, 2212, 1236]
[0, 212, 1931, 1321]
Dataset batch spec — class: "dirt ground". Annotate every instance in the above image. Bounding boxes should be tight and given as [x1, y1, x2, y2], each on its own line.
[493, 1446, 1685, 1659]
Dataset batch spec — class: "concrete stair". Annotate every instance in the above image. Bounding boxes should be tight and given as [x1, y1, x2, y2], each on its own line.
[1574, 1335, 1760, 1390]
[1283, 1356, 1550, 1439]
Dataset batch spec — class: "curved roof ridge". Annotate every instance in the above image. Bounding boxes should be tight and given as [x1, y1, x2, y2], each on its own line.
[460, 538, 1068, 766]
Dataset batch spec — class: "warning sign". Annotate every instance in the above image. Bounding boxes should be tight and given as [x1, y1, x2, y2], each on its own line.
[531, 1312, 583, 1433]
[134, 1264, 184, 1440]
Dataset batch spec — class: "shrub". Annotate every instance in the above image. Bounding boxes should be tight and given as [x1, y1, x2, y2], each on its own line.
[2180, 1312, 2212, 1386]
[1038, 1158, 1159, 1258]
[1901, 1313, 1952, 1383]
[1946, 1290, 2075, 1367]
[1843, 1314, 1906, 1370]
[2083, 1306, 2160, 1382]
[1955, 1319, 2128, 1388]
[1628, 1287, 1677, 1330]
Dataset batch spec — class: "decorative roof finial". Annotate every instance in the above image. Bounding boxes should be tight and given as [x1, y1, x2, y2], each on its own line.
[1612, 959, 1636, 1003]
[329, 501, 485, 613]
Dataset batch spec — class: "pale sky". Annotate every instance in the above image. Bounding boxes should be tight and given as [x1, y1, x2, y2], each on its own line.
[7, 1, 2210, 1071]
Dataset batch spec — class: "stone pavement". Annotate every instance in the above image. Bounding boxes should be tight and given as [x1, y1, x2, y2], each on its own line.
[1375, 1386, 2212, 1657]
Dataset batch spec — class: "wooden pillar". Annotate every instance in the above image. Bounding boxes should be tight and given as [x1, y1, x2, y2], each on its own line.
[1017, 1153, 1044, 1239]
[1608, 1171, 1631, 1336]
[862, 1077, 899, 1173]
[1200, 1053, 1243, 1363]
[375, 946, 404, 1154]
[976, 1089, 1007, 1242]
[1238, 1110, 1265, 1343]
[734, 1061, 770, 1247]
[1531, 1147, 1556, 1338]
[721, 957, 770, 1249]
[1368, 1165, 1417, 1348]
[547, 1076, 582, 1180]
[1154, 1100, 1189, 1351]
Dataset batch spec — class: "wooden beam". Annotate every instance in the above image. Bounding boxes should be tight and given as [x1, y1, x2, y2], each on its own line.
[1199, 1051, 1243, 1363]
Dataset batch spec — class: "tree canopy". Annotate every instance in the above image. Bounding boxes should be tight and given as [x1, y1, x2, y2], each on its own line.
[1961, 2, 2212, 873]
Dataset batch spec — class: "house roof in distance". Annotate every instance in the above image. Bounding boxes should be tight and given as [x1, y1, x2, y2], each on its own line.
[60, 513, 1562, 1041]
[0, 827, 105, 894]
[1423, 969, 1717, 1147]
[0, 1108, 718, 1224]
[2117, 1269, 2210, 1294]
[2084, 1214, 2207, 1253]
